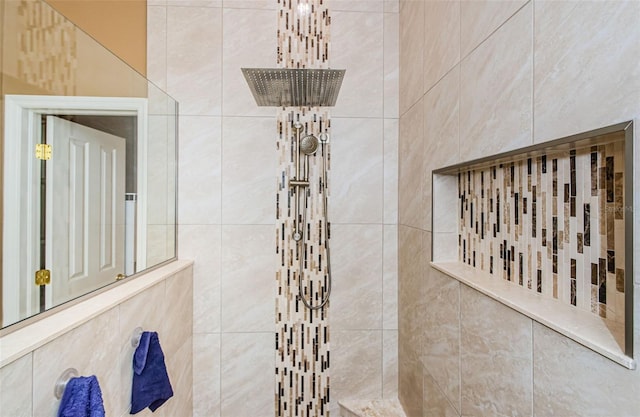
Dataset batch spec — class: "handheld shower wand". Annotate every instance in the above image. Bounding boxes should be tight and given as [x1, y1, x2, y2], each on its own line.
[289, 122, 332, 310]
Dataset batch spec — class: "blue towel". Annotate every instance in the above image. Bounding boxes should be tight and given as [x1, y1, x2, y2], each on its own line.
[57, 375, 105, 417]
[130, 331, 174, 414]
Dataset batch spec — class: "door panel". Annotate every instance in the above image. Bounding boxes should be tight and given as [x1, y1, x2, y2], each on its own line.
[68, 139, 89, 280]
[100, 146, 121, 270]
[47, 116, 126, 306]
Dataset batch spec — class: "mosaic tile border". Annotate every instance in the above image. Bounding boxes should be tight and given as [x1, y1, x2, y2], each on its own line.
[458, 140, 625, 322]
[275, 1, 332, 416]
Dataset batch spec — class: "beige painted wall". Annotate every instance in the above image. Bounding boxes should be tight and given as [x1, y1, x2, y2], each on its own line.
[398, 1, 640, 416]
[45, 0, 147, 75]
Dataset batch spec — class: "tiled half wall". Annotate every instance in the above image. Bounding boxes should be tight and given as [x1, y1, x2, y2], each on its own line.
[275, 1, 332, 416]
[455, 130, 627, 324]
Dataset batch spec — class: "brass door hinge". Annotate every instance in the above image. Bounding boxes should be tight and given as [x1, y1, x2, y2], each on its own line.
[35, 143, 52, 160]
[35, 269, 51, 285]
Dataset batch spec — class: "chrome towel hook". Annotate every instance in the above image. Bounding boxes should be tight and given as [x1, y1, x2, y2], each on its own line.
[54, 368, 79, 399]
[131, 327, 144, 348]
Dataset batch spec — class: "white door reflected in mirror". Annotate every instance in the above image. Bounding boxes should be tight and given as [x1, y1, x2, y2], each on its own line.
[47, 116, 126, 309]
[2, 95, 177, 329]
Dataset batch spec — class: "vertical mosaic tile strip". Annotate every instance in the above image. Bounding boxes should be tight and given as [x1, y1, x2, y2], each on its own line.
[277, 0, 330, 69]
[458, 137, 626, 323]
[16, 0, 77, 95]
[276, 1, 332, 416]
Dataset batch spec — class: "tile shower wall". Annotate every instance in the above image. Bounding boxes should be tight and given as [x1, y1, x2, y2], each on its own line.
[458, 139, 626, 322]
[147, 1, 399, 416]
[0, 262, 194, 417]
[398, 1, 640, 416]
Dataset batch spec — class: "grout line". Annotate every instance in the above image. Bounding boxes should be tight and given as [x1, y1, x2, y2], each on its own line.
[459, 0, 533, 64]
[425, 366, 460, 416]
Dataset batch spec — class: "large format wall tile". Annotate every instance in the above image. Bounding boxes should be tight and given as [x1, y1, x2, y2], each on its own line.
[384, 119, 399, 225]
[399, 339, 423, 417]
[533, 322, 640, 416]
[222, 8, 275, 117]
[0, 353, 32, 417]
[193, 333, 221, 417]
[118, 281, 167, 414]
[179, 225, 222, 334]
[423, 0, 460, 93]
[33, 308, 121, 417]
[398, 226, 425, 351]
[331, 330, 383, 415]
[423, 370, 460, 417]
[533, 0, 640, 143]
[383, 225, 398, 330]
[459, 3, 532, 162]
[398, 97, 424, 229]
[164, 266, 194, 355]
[399, 0, 424, 115]
[167, 6, 222, 116]
[221, 117, 276, 225]
[384, 11, 399, 118]
[220, 332, 274, 417]
[398, 226, 425, 417]
[332, 224, 383, 330]
[221, 225, 274, 332]
[147, 115, 172, 226]
[422, 268, 460, 414]
[460, 285, 533, 417]
[0, 264, 193, 417]
[460, 0, 528, 58]
[383, 329, 399, 397]
[423, 65, 460, 171]
[332, 0, 383, 13]
[178, 116, 221, 225]
[330, 118, 384, 224]
[423, 65, 460, 231]
[332, 11, 384, 118]
[162, 333, 193, 417]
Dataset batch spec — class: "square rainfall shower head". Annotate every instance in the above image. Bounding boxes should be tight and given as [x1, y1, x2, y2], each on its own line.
[241, 68, 346, 107]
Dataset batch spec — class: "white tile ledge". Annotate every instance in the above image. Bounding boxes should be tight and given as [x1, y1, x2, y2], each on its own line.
[0, 260, 194, 368]
[431, 261, 636, 370]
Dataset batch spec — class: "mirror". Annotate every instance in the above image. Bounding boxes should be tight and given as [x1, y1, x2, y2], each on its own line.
[1, 0, 178, 328]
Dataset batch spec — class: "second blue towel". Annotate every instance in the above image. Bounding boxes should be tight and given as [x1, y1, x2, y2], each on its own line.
[130, 331, 174, 414]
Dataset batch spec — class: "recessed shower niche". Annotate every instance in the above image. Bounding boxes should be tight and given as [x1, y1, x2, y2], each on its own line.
[431, 121, 635, 369]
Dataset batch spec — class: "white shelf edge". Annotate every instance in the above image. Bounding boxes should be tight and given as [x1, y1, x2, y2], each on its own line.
[431, 261, 636, 370]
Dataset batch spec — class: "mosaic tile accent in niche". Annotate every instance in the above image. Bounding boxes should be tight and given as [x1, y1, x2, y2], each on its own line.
[458, 135, 626, 324]
[275, 1, 332, 416]
[15, 0, 77, 95]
